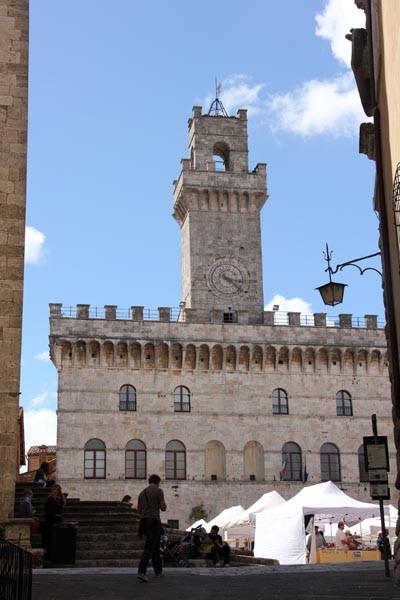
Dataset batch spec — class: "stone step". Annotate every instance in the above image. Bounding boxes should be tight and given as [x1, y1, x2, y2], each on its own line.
[77, 533, 141, 544]
[75, 548, 143, 560]
[76, 540, 142, 551]
[75, 559, 140, 568]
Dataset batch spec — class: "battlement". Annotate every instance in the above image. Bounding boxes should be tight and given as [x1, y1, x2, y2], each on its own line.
[49, 303, 383, 330]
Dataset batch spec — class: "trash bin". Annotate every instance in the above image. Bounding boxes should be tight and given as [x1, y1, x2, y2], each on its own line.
[50, 522, 78, 566]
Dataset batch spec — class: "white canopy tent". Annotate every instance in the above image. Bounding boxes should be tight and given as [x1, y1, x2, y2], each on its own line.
[327, 504, 397, 540]
[227, 491, 285, 528]
[186, 518, 208, 532]
[206, 505, 244, 532]
[254, 481, 384, 565]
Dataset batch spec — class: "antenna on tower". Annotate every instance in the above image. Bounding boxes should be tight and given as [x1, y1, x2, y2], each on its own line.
[208, 78, 229, 117]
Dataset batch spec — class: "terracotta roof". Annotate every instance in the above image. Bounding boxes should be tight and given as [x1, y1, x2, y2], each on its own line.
[27, 445, 57, 454]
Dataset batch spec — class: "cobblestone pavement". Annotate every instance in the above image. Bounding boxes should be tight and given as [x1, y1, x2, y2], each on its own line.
[33, 563, 399, 600]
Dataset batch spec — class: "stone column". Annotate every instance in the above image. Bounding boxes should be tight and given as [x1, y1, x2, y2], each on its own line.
[0, 0, 29, 521]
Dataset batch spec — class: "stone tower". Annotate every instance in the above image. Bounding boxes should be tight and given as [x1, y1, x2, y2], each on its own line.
[0, 0, 29, 522]
[173, 106, 267, 324]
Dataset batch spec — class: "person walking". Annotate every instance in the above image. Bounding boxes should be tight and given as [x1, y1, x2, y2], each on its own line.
[42, 484, 64, 560]
[137, 474, 167, 582]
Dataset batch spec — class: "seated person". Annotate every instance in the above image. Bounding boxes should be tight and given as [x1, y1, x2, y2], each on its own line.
[34, 462, 55, 488]
[345, 531, 362, 550]
[208, 525, 231, 567]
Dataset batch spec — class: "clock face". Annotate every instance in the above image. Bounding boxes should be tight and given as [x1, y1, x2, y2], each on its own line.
[208, 260, 248, 295]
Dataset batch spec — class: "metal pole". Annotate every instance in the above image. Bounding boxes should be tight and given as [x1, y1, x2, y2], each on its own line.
[371, 414, 390, 577]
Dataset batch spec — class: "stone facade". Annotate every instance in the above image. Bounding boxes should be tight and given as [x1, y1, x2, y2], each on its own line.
[50, 104, 396, 529]
[0, 0, 28, 521]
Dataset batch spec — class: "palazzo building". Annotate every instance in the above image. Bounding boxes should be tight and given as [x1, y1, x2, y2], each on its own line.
[50, 103, 395, 529]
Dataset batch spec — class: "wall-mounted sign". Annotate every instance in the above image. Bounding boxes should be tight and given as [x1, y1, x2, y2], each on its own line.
[368, 469, 388, 483]
[363, 436, 389, 472]
[370, 483, 390, 500]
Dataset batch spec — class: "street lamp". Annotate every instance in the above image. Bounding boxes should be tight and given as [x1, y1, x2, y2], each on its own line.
[316, 243, 381, 307]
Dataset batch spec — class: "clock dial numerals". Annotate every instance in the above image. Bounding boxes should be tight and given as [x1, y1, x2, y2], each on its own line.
[208, 261, 248, 295]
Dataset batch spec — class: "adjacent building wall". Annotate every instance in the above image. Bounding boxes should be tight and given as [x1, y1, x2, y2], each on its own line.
[0, 0, 29, 520]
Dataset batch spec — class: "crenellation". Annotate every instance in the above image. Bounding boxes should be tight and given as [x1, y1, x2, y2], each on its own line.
[50, 101, 396, 527]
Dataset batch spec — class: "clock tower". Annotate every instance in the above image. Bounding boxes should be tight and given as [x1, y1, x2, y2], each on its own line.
[173, 103, 267, 324]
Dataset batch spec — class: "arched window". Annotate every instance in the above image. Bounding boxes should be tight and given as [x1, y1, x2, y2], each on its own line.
[320, 443, 341, 481]
[212, 142, 230, 171]
[174, 385, 191, 412]
[244, 441, 265, 481]
[119, 384, 136, 411]
[272, 388, 288, 415]
[205, 441, 226, 481]
[358, 444, 368, 482]
[125, 439, 146, 479]
[165, 440, 186, 480]
[281, 442, 302, 481]
[336, 390, 352, 416]
[84, 439, 106, 479]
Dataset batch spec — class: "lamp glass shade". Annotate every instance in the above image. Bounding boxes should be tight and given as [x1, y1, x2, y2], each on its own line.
[316, 281, 347, 306]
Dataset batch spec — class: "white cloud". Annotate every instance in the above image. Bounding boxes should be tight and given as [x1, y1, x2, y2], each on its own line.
[315, 0, 366, 68]
[30, 391, 49, 407]
[204, 74, 264, 117]
[206, 2, 368, 138]
[34, 351, 50, 362]
[25, 225, 46, 264]
[267, 72, 365, 138]
[24, 408, 57, 453]
[265, 294, 313, 315]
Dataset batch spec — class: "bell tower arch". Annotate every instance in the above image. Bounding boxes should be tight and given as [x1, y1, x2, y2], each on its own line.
[173, 104, 267, 324]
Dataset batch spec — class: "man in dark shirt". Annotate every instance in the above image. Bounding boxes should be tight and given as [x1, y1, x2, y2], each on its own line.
[137, 474, 167, 582]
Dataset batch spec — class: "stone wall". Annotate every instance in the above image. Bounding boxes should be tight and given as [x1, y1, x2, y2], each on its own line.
[0, 0, 28, 521]
[50, 309, 396, 528]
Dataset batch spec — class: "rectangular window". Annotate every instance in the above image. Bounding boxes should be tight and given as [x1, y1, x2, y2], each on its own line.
[167, 520, 179, 529]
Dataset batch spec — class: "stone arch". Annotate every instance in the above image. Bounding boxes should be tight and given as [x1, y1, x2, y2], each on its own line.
[243, 441, 265, 481]
[200, 189, 209, 210]
[277, 347, 289, 370]
[61, 341, 72, 367]
[251, 345, 263, 371]
[343, 349, 355, 374]
[211, 345, 223, 370]
[265, 346, 276, 371]
[102, 341, 114, 367]
[89, 340, 100, 366]
[369, 349, 381, 374]
[205, 440, 226, 481]
[116, 342, 128, 367]
[75, 340, 86, 367]
[213, 141, 230, 171]
[317, 348, 328, 371]
[171, 343, 183, 369]
[330, 348, 342, 374]
[130, 342, 141, 369]
[143, 343, 155, 369]
[291, 347, 302, 371]
[240, 191, 249, 212]
[199, 344, 210, 369]
[225, 345, 236, 371]
[229, 191, 239, 212]
[184, 344, 196, 370]
[304, 347, 315, 372]
[220, 190, 229, 211]
[210, 190, 219, 210]
[157, 342, 169, 369]
[356, 349, 368, 373]
[238, 345, 250, 371]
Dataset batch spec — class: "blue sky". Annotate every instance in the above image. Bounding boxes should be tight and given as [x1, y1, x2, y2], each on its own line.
[22, 0, 382, 456]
